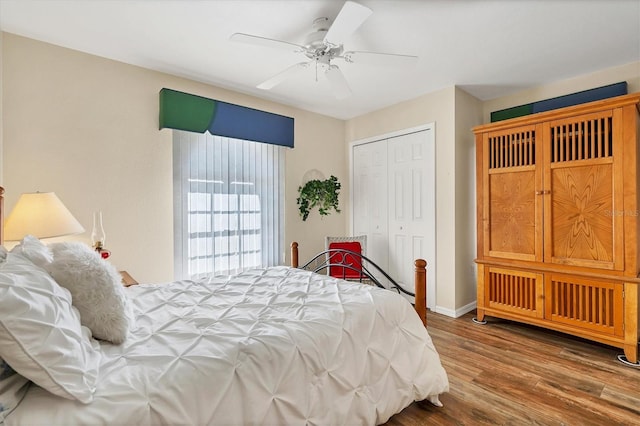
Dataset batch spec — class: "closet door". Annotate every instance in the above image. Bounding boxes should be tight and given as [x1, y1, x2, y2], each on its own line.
[353, 141, 389, 272]
[353, 128, 436, 308]
[388, 131, 431, 294]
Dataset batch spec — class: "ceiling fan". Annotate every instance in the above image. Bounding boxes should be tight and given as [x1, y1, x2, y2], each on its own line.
[230, 0, 418, 100]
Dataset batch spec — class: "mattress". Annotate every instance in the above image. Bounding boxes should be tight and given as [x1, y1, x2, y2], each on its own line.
[6, 266, 448, 425]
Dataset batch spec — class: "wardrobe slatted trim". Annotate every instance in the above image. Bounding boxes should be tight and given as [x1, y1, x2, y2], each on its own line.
[550, 114, 613, 163]
[550, 280, 615, 327]
[489, 270, 537, 312]
[489, 130, 536, 169]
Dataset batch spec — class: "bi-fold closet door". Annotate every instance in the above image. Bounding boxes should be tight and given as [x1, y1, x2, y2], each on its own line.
[353, 140, 389, 273]
[352, 128, 436, 308]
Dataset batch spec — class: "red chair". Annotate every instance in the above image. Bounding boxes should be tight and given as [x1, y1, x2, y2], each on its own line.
[326, 239, 365, 280]
[328, 241, 363, 279]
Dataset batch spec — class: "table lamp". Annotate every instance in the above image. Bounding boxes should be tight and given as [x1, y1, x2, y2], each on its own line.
[4, 192, 85, 241]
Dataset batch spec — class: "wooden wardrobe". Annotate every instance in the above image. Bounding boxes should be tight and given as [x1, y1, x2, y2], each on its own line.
[474, 93, 640, 364]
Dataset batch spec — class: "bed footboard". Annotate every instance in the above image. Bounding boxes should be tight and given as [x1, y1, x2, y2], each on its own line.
[290, 242, 427, 327]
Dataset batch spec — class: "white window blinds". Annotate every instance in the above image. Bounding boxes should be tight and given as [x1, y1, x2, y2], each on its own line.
[173, 130, 284, 280]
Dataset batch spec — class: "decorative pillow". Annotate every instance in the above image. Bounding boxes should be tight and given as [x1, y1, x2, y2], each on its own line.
[0, 358, 30, 423]
[9, 235, 53, 269]
[0, 252, 100, 403]
[47, 242, 133, 344]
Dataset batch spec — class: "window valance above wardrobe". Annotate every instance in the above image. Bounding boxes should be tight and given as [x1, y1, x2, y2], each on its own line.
[159, 88, 294, 148]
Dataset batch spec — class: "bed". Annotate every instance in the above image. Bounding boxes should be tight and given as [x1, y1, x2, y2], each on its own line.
[0, 188, 449, 425]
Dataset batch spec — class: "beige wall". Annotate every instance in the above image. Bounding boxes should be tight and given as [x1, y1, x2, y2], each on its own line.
[454, 87, 483, 310]
[1, 33, 347, 282]
[285, 109, 349, 262]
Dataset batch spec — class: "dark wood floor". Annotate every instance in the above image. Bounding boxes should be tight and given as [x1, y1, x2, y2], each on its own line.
[384, 311, 640, 425]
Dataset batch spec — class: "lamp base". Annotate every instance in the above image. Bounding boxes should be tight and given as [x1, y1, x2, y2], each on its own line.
[93, 242, 111, 259]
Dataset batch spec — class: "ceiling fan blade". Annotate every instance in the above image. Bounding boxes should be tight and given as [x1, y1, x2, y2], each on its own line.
[230, 32, 304, 52]
[323, 1, 373, 46]
[257, 62, 310, 90]
[325, 65, 352, 100]
[343, 51, 419, 66]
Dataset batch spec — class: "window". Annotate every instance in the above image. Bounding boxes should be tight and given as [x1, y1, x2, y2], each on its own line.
[173, 130, 284, 279]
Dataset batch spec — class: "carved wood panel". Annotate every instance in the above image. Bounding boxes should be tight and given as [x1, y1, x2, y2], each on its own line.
[488, 170, 537, 260]
[549, 164, 614, 267]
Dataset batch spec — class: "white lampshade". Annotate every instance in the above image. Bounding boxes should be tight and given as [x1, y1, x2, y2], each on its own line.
[4, 192, 85, 241]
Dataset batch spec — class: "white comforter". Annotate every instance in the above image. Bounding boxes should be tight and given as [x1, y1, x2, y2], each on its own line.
[7, 266, 448, 425]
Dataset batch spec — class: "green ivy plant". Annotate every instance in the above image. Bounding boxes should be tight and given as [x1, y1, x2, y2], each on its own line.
[297, 175, 341, 221]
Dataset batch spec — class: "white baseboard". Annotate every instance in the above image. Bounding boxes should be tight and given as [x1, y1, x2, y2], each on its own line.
[432, 301, 477, 318]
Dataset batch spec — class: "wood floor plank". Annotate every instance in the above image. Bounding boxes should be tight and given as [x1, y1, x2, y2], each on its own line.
[383, 311, 640, 425]
[601, 384, 640, 416]
[534, 379, 640, 425]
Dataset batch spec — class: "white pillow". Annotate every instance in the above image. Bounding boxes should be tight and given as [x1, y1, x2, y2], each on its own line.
[47, 242, 133, 344]
[0, 358, 30, 423]
[0, 252, 100, 403]
[9, 235, 52, 269]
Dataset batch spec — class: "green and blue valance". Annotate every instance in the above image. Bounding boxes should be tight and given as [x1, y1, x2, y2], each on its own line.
[159, 88, 294, 148]
[490, 82, 627, 122]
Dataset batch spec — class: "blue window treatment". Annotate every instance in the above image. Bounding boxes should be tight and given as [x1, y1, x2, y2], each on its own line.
[159, 88, 294, 148]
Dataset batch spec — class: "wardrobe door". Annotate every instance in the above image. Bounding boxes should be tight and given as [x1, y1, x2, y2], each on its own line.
[483, 125, 543, 262]
[544, 110, 624, 271]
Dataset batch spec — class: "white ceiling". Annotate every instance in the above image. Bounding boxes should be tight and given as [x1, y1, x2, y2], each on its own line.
[1, 0, 639, 120]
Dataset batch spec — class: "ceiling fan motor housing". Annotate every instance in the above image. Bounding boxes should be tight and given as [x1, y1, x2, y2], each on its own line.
[304, 17, 343, 61]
